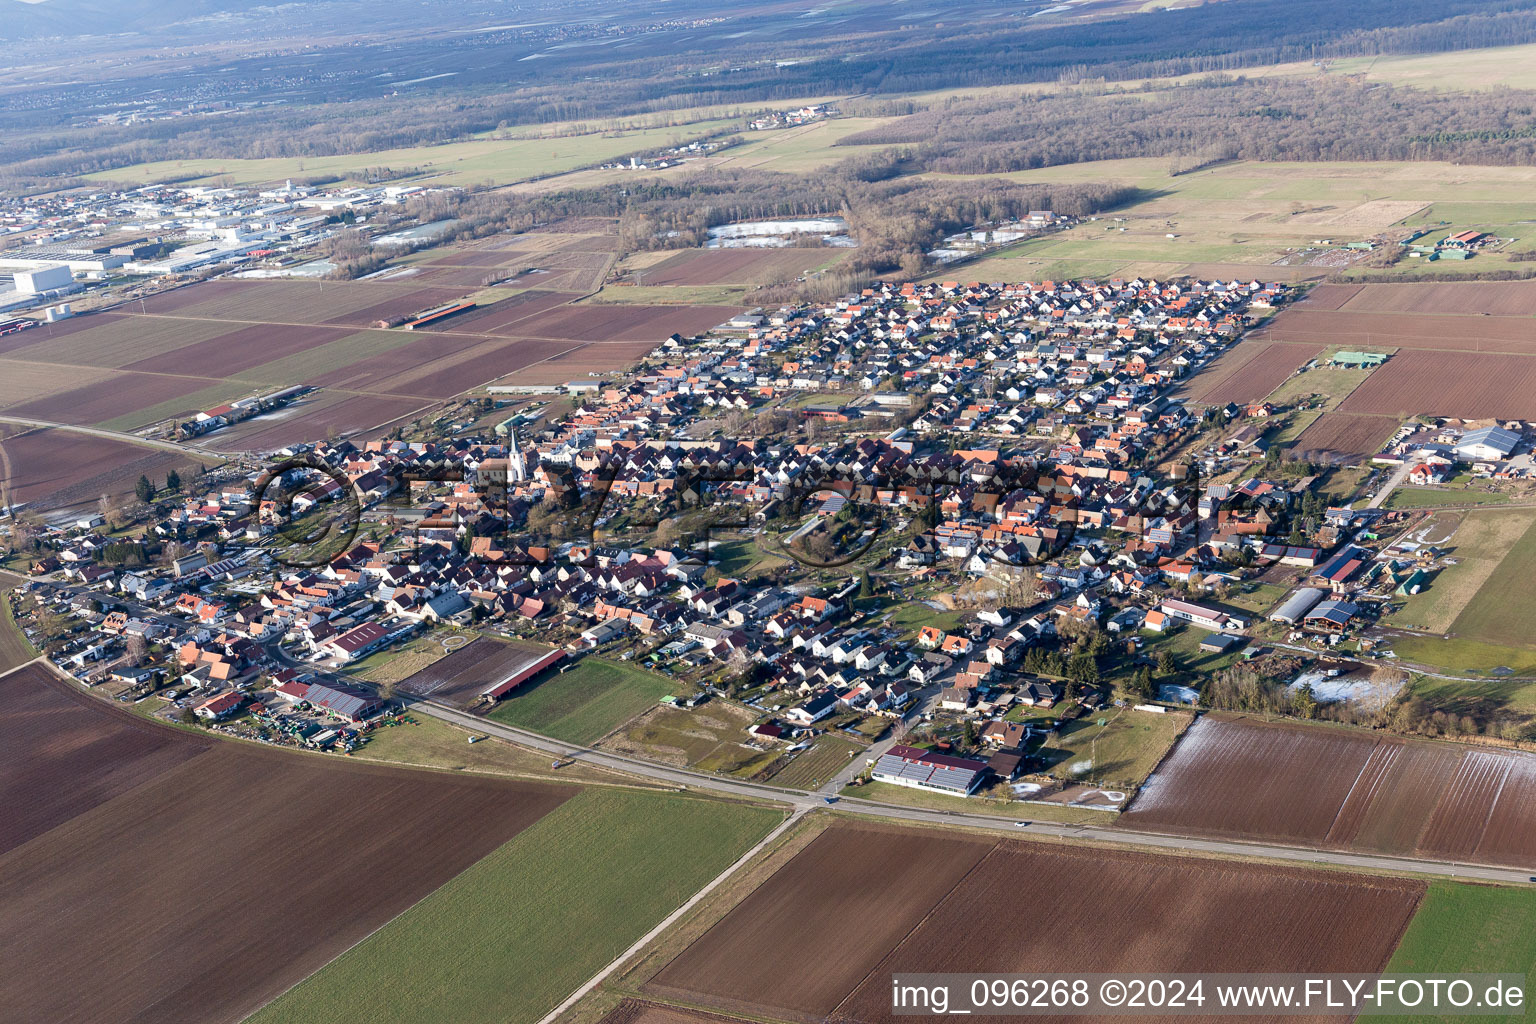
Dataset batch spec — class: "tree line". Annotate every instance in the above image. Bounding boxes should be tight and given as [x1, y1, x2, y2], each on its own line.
[835, 76, 1536, 174]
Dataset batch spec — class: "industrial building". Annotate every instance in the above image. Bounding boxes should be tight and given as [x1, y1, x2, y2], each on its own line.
[1454, 426, 1520, 461]
[872, 744, 990, 796]
[1271, 587, 1326, 625]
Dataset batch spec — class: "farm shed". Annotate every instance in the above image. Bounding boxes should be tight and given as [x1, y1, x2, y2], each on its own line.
[1454, 425, 1520, 461]
[482, 649, 566, 702]
[1311, 546, 1371, 590]
[304, 680, 385, 721]
[1271, 587, 1325, 624]
[1304, 600, 1358, 635]
[1329, 351, 1388, 368]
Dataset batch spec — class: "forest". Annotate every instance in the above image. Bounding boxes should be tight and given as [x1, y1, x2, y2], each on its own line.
[407, 171, 1138, 293]
[838, 76, 1536, 173]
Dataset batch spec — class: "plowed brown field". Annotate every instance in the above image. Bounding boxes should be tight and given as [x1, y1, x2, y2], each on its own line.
[833, 844, 1422, 1024]
[1340, 280, 1536, 316]
[1338, 350, 1536, 419]
[0, 428, 218, 511]
[1123, 715, 1536, 868]
[398, 637, 554, 706]
[647, 823, 995, 1021]
[0, 663, 573, 1024]
[1289, 412, 1398, 461]
[1185, 341, 1322, 405]
[510, 303, 741, 343]
[1300, 283, 1364, 310]
[0, 663, 210, 853]
[646, 821, 1424, 1024]
[600, 1001, 755, 1024]
[1261, 309, 1536, 353]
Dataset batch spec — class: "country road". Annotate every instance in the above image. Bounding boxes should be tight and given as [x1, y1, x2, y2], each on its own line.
[0, 414, 226, 459]
[415, 697, 1536, 886]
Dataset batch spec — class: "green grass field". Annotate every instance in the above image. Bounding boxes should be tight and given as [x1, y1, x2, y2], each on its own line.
[709, 538, 789, 580]
[1383, 488, 1511, 511]
[1388, 634, 1536, 677]
[1378, 882, 1536, 1023]
[1447, 512, 1536, 650]
[1265, 363, 1377, 411]
[487, 656, 678, 743]
[247, 788, 780, 1024]
[1387, 509, 1536, 635]
[87, 119, 741, 188]
[925, 158, 1536, 283]
[1407, 672, 1536, 725]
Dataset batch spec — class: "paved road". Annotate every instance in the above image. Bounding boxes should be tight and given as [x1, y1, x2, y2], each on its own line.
[0, 414, 226, 459]
[1366, 459, 1412, 510]
[415, 697, 1536, 885]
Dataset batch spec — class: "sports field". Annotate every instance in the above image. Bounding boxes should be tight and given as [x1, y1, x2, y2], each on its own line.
[248, 788, 780, 1024]
[487, 656, 679, 744]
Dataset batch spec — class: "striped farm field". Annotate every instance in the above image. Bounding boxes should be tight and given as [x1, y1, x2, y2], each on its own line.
[1124, 714, 1536, 868]
[1184, 340, 1322, 405]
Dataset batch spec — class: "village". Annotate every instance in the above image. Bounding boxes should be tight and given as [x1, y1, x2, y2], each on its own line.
[8, 272, 1536, 809]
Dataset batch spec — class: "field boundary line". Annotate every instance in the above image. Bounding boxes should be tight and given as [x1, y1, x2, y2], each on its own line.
[535, 804, 807, 1024]
[828, 834, 1003, 1021]
[0, 654, 45, 681]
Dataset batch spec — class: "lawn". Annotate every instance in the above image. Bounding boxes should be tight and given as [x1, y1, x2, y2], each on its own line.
[709, 538, 789, 580]
[0, 591, 37, 673]
[1387, 634, 1536, 677]
[487, 656, 678, 744]
[605, 700, 763, 771]
[1035, 707, 1193, 790]
[1384, 487, 1511, 511]
[1379, 882, 1536, 1023]
[247, 788, 781, 1024]
[1223, 582, 1287, 615]
[1407, 673, 1536, 725]
[879, 599, 967, 635]
[1264, 363, 1376, 410]
[767, 734, 865, 790]
[1144, 625, 1248, 681]
[347, 635, 452, 685]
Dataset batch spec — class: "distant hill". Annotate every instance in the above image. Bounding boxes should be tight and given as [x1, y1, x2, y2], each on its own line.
[0, 0, 339, 39]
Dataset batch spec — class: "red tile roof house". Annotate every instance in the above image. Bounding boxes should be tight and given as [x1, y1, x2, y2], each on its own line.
[319, 621, 392, 662]
[194, 692, 243, 721]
